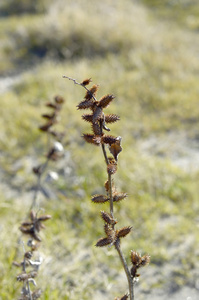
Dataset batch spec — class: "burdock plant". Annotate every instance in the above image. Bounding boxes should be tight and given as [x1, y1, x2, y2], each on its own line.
[63, 76, 150, 300]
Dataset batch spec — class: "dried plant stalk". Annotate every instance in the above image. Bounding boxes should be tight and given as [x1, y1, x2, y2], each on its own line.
[63, 75, 150, 300]
[14, 95, 65, 300]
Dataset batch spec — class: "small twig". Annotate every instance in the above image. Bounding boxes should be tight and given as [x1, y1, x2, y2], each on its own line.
[31, 158, 50, 210]
[62, 75, 98, 101]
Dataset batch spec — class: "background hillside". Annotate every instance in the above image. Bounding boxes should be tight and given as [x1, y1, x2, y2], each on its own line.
[0, 0, 199, 299]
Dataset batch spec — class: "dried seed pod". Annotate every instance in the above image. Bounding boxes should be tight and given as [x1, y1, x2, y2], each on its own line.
[104, 223, 112, 236]
[130, 251, 142, 266]
[32, 289, 42, 299]
[130, 265, 137, 278]
[45, 102, 57, 109]
[113, 192, 127, 202]
[81, 78, 92, 86]
[117, 226, 132, 238]
[21, 221, 33, 227]
[82, 114, 93, 123]
[24, 251, 33, 259]
[101, 211, 117, 225]
[141, 254, 150, 267]
[102, 135, 118, 145]
[82, 134, 101, 145]
[105, 225, 117, 244]
[54, 95, 64, 104]
[105, 114, 120, 123]
[17, 272, 29, 282]
[38, 215, 52, 221]
[17, 271, 37, 282]
[96, 237, 111, 247]
[104, 180, 109, 192]
[30, 211, 36, 222]
[19, 226, 34, 235]
[39, 120, 54, 132]
[32, 231, 42, 242]
[104, 179, 115, 193]
[85, 84, 99, 100]
[91, 194, 109, 203]
[12, 261, 21, 267]
[77, 99, 94, 110]
[107, 158, 117, 175]
[41, 112, 56, 120]
[107, 163, 117, 175]
[32, 165, 43, 175]
[98, 94, 115, 109]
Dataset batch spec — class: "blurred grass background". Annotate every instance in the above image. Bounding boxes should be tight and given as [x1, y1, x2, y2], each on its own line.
[0, 0, 199, 299]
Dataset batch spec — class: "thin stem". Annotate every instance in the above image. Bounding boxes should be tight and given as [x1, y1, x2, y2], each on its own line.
[31, 133, 51, 209]
[31, 158, 50, 210]
[115, 243, 134, 300]
[108, 173, 113, 218]
[62, 75, 98, 101]
[101, 143, 109, 165]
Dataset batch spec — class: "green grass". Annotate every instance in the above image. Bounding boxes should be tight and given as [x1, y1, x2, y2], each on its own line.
[1, 0, 199, 299]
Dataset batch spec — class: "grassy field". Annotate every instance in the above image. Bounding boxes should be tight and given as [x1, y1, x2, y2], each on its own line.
[0, 0, 199, 299]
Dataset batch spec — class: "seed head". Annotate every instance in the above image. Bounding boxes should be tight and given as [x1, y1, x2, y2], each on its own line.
[117, 226, 132, 238]
[81, 78, 92, 86]
[98, 94, 115, 109]
[91, 194, 109, 203]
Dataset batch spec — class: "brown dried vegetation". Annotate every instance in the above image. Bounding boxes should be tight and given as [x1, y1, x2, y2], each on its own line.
[63, 76, 150, 300]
